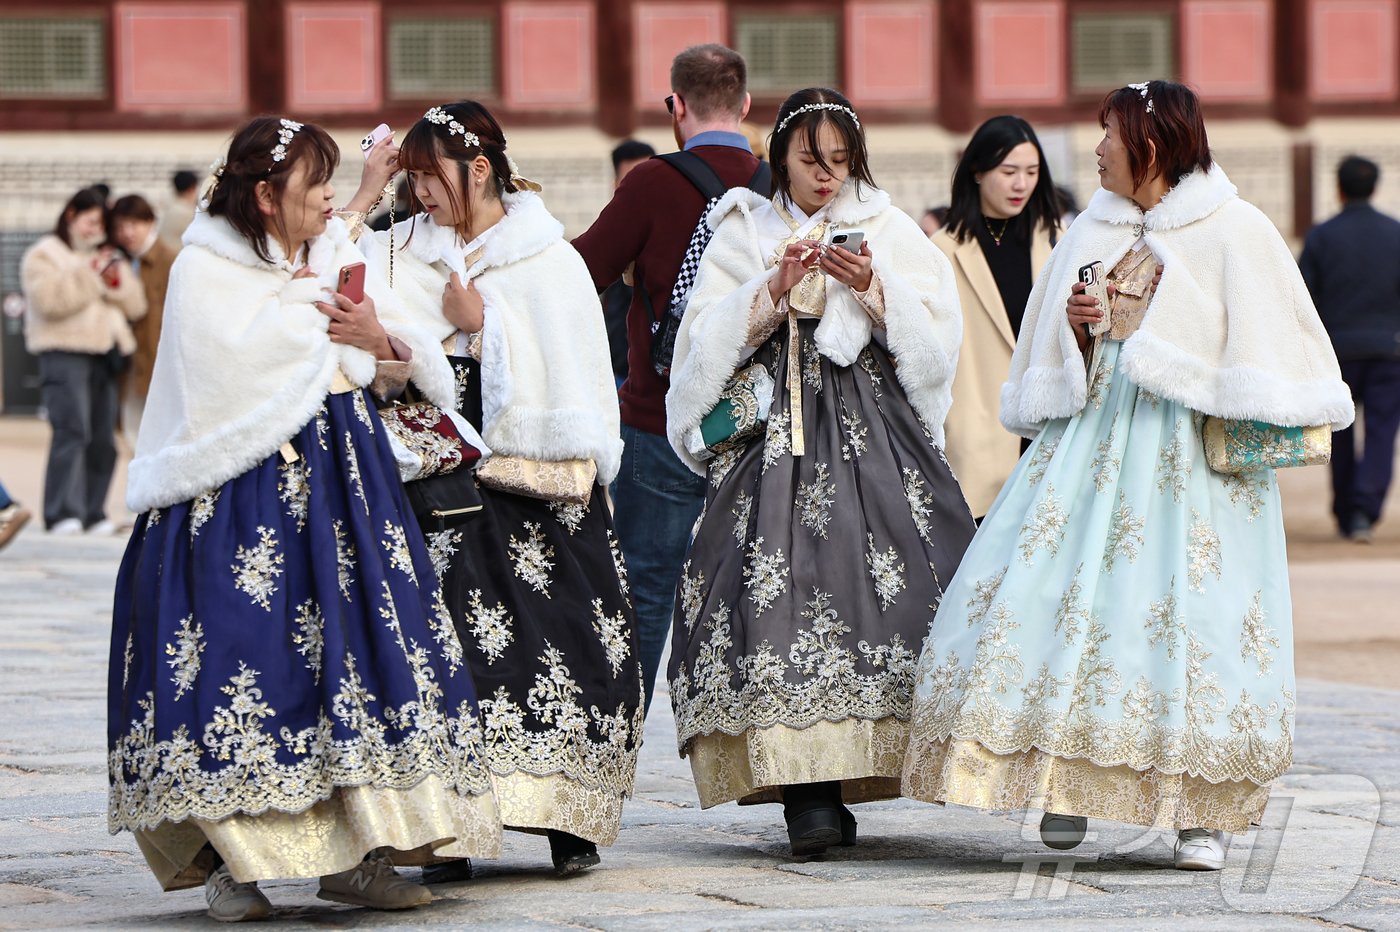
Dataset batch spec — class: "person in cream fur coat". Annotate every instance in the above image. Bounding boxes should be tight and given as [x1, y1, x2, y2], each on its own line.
[355, 100, 641, 878]
[108, 117, 501, 922]
[903, 82, 1353, 873]
[664, 88, 976, 858]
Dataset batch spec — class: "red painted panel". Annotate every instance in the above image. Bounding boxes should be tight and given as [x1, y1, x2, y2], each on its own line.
[847, 1, 938, 105]
[114, 2, 246, 112]
[633, 3, 727, 109]
[1181, 1, 1272, 102]
[286, 3, 381, 112]
[1310, 0, 1399, 100]
[503, 2, 596, 111]
[975, 1, 1065, 104]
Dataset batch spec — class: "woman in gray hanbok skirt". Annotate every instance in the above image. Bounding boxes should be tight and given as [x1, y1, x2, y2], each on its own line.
[664, 88, 975, 856]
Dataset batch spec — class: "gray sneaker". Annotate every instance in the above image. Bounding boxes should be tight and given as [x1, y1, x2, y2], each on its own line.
[318, 853, 432, 910]
[204, 864, 272, 922]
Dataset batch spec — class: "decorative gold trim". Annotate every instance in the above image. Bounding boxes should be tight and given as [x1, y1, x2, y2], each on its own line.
[492, 770, 628, 847]
[902, 737, 1269, 833]
[133, 775, 502, 891]
[684, 717, 909, 809]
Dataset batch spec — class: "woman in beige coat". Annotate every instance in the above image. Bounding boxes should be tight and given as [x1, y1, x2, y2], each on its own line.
[21, 187, 145, 535]
[935, 116, 1058, 519]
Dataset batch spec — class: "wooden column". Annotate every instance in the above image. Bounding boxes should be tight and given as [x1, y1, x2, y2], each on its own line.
[247, 0, 288, 116]
[596, 0, 635, 137]
[939, 0, 975, 133]
[1274, 0, 1311, 127]
[1292, 140, 1315, 238]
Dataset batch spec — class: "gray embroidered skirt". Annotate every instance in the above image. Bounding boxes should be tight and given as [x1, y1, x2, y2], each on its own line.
[668, 319, 976, 808]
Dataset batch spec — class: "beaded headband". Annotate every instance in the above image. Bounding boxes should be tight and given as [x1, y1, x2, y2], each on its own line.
[424, 107, 481, 149]
[1126, 82, 1155, 114]
[775, 102, 861, 136]
[271, 118, 304, 163]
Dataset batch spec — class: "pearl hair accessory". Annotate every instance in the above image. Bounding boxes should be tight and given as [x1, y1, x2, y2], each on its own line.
[1127, 82, 1156, 114]
[424, 107, 481, 148]
[775, 102, 861, 136]
[271, 118, 304, 163]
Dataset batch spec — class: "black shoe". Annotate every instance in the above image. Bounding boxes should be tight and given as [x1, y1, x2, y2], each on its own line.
[547, 830, 600, 877]
[837, 803, 857, 846]
[420, 858, 473, 885]
[783, 783, 842, 856]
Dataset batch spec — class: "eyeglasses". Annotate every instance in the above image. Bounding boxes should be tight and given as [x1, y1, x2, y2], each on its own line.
[665, 94, 676, 115]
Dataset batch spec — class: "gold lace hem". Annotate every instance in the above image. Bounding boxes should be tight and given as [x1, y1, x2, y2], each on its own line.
[492, 769, 627, 846]
[132, 775, 502, 891]
[901, 736, 1270, 833]
[685, 716, 909, 808]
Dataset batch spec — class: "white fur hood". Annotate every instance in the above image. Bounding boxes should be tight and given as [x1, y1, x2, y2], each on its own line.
[667, 182, 963, 475]
[1001, 165, 1353, 436]
[127, 212, 457, 512]
[360, 192, 623, 483]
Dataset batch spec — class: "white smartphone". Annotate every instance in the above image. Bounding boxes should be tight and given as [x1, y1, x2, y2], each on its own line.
[360, 123, 392, 158]
[1078, 261, 1112, 336]
[825, 228, 866, 254]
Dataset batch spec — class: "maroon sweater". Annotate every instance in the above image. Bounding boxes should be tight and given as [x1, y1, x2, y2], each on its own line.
[574, 145, 762, 436]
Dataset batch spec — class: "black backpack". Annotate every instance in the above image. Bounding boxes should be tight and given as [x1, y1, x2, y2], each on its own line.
[646, 152, 772, 378]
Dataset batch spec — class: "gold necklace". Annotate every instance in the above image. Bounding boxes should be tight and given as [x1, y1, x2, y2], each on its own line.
[984, 216, 1010, 247]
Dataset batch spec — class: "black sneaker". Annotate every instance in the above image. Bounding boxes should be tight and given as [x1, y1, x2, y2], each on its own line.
[421, 858, 473, 885]
[547, 830, 600, 877]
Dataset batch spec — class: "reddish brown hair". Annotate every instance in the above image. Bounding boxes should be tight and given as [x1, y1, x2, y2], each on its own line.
[206, 116, 340, 263]
[1098, 80, 1212, 191]
[397, 100, 517, 243]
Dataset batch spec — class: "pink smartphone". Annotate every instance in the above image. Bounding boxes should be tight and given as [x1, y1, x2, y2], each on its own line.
[360, 123, 392, 159]
[337, 262, 366, 303]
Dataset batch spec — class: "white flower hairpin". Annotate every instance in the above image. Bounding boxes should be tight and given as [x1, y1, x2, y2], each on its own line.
[775, 102, 861, 136]
[1127, 82, 1155, 114]
[425, 107, 481, 148]
[271, 118, 303, 162]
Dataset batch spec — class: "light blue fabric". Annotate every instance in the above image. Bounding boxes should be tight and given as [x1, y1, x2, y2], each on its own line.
[907, 339, 1294, 825]
[684, 131, 752, 152]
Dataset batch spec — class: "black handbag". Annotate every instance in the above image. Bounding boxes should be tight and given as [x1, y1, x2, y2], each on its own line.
[404, 470, 484, 533]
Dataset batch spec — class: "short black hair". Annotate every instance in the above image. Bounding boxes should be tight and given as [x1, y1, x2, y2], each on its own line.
[173, 170, 199, 194]
[611, 139, 655, 175]
[1338, 155, 1379, 201]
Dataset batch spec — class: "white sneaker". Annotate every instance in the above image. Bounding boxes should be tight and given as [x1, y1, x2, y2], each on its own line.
[204, 864, 272, 922]
[1039, 812, 1088, 850]
[1174, 828, 1227, 870]
[85, 519, 118, 536]
[318, 853, 432, 910]
[49, 518, 83, 536]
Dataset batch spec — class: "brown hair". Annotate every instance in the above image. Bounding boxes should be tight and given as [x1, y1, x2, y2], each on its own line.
[769, 88, 875, 208]
[670, 44, 747, 120]
[1098, 80, 1212, 191]
[397, 100, 518, 243]
[110, 194, 156, 223]
[206, 116, 340, 263]
[53, 187, 106, 248]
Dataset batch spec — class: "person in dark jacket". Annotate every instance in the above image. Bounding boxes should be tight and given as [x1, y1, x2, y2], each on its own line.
[1300, 155, 1400, 542]
[573, 44, 759, 710]
[600, 139, 656, 385]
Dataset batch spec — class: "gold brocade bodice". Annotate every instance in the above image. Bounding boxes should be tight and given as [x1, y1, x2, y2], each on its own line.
[770, 202, 829, 316]
[1104, 246, 1158, 341]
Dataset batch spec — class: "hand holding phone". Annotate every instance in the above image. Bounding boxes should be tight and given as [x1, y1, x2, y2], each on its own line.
[1078, 261, 1112, 336]
[360, 123, 393, 159]
[824, 228, 866, 256]
[337, 262, 366, 304]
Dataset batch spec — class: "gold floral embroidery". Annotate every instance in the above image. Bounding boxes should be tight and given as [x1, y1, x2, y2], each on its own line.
[1054, 564, 1092, 645]
[709, 448, 742, 488]
[865, 533, 907, 611]
[313, 404, 330, 450]
[1102, 492, 1146, 573]
[382, 520, 417, 581]
[465, 589, 513, 664]
[190, 489, 220, 537]
[591, 598, 632, 678]
[1018, 484, 1069, 565]
[1156, 419, 1192, 503]
[548, 501, 588, 535]
[964, 602, 1024, 698]
[165, 615, 205, 701]
[966, 566, 1009, 628]
[1137, 387, 1163, 410]
[291, 599, 324, 683]
[797, 464, 836, 539]
[426, 529, 463, 581]
[1090, 416, 1122, 493]
[277, 459, 312, 532]
[840, 404, 868, 461]
[352, 390, 375, 430]
[763, 411, 793, 471]
[1144, 582, 1186, 660]
[122, 632, 134, 690]
[508, 522, 555, 597]
[742, 537, 789, 613]
[343, 431, 369, 515]
[802, 339, 824, 392]
[333, 519, 356, 602]
[231, 526, 284, 611]
[1222, 472, 1268, 523]
[732, 491, 755, 545]
[1025, 431, 1061, 487]
[428, 586, 463, 675]
[1067, 618, 1121, 716]
[903, 468, 936, 543]
[1239, 591, 1280, 676]
[679, 563, 706, 633]
[858, 349, 884, 400]
[1187, 509, 1222, 593]
[607, 528, 629, 598]
[1087, 352, 1113, 409]
[147, 507, 163, 527]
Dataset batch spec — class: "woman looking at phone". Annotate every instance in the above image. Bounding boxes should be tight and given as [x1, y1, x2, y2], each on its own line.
[21, 186, 146, 535]
[902, 81, 1351, 870]
[356, 100, 641, 878]
[663, 87, 974, 858]
[108, 116, 501, 921]
[935, 116, 1060, 519]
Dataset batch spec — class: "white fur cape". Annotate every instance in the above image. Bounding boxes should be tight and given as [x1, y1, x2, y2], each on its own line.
[1001, 165, 1354, 437]
[665, 183, 963, 475]
[127, 212, 457, 512]
[360, 193, 623, 484]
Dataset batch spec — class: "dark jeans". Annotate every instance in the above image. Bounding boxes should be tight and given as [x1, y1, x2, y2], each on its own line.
[0, 479, 12, 510]
[39, 350, 119, 529]
[1332, 358, 1400, 529]
[611, 423, 706, 713]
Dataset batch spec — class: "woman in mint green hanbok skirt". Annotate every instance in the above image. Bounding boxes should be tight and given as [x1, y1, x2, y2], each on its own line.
[902, 82, 1353, 870]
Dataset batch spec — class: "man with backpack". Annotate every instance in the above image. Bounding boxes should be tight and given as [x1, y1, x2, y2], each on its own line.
[575, 44, 771, 711]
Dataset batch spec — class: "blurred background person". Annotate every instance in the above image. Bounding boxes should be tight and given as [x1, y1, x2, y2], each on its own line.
[1056, 183, 1082, 227]
[110, 194, 176, 449]
[1300, 155, 1400, 543]
[934, 115, 1060, 519]
[919, 205, 948, 238]
[20, 187, 146, 535]
[601, 139, 657, 386]
[157, 169, 200, 248]
[739, 120, 769, 161]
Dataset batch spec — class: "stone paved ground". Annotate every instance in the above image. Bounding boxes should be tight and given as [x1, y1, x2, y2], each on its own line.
[1, 527, 1398, 930]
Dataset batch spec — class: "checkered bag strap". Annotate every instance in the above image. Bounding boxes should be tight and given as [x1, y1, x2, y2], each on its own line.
[664, 196, 723, 321]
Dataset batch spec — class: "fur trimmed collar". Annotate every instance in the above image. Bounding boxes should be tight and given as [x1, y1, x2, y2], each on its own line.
[1083, 164, 1238, 231]
[399, 192, 565, 277]
[183, 209, 349, 280]
[706, 181, 892, 232]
